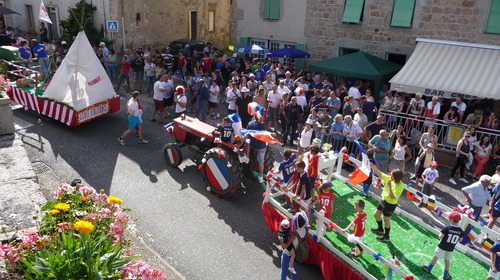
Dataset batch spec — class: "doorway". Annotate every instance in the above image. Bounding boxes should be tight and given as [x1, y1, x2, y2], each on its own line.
[189, 11, 197, 40]
[47, 6, 59, 40]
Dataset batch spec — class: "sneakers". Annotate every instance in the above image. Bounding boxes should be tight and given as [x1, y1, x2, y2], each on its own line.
[448, 178, 457, 185]
[459, 177, 469, 183]
[288, 267, 296, 274]
[421, 265, 431, 273]
[443, 275, 452, 280]
[118, 138, 125, 146]
[139, 139, 149, 144]
[258, 177, 265, 183]
[376, 235, 390, 242]
[371, 228, 384, 235]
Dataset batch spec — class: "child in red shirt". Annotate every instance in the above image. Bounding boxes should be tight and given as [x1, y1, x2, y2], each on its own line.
[307, 144, 320, 186]
[310, 181, 335, 229]
[341, 200, 367, 259]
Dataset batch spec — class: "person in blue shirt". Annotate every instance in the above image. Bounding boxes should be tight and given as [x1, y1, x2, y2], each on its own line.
[32, 39, 50, 77]
[244, 115, 268, 183]
[488, 241, 500, 280]
[329, 114, 345, 152]
[327, 91, 341, 118]
[254, 63, 266, 82]
[18, 40, 32, 73]
[368, 129, 391, 172]
[262, 58, 273, 73]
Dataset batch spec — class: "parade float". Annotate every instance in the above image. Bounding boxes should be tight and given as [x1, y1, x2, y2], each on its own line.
[6, 31, 120, 126]
[263, 146, 496, 279]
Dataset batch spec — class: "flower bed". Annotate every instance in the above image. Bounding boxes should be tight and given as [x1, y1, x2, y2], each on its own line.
[0, 183, 169, 280]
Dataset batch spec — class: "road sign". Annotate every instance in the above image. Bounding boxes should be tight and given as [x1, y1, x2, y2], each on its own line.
[107, 21, 118, 32]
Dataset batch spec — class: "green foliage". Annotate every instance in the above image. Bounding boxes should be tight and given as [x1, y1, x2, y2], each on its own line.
[59, 0, 110, 47]
[20, 232, 137, 280]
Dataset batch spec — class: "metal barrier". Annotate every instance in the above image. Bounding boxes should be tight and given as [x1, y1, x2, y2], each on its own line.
[379, 109, 500, 152]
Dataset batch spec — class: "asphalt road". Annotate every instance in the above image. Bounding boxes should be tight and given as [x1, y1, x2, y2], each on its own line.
[13, 94, 323, 280]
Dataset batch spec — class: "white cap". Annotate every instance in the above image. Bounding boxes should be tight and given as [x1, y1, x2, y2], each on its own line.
[249, 73, 255, 78]
[241, 87, 250, 93]
[233, 53, 238, 58]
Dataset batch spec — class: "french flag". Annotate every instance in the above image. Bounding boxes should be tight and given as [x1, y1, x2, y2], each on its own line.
[347, 140, 371, 186]
[241, 129, 281, 144]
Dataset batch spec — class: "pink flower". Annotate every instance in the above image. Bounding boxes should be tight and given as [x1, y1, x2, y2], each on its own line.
[57, 222, 72, 232]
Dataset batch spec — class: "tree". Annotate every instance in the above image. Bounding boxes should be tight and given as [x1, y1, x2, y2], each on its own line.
[59, 0, 109, 47]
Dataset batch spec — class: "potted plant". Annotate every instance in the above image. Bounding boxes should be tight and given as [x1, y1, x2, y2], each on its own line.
[0, 74, 15, 135]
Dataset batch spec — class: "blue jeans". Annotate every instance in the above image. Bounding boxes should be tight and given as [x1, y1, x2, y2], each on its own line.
[196, 99, 208, 121]
[283, 120, 298, 145]
[280, 252, 298, 280]
[107, 64, 118, 78]
[320, 130, 330, 145]
[116, 74, 130, 91]
[38, 57, 50, 77]
[146, 76, 155, 95]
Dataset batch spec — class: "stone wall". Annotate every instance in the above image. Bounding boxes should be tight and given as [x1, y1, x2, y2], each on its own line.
[109, 0, 232, 52]
[305, 0, 500, 62]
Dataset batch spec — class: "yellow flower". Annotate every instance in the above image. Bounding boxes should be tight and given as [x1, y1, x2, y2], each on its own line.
[54, 203, 70, 212]
[49, 209, 60, 215]
[80, 196, 89, 202]
[107, 196, 123, 205]
[74, 220, 94, 234]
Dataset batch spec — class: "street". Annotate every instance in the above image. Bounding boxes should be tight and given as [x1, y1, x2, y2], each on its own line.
[13, 93, 323, 280]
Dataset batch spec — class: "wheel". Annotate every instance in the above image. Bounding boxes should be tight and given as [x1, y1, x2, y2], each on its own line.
[248, 147, 275, 178]
[202, 147, 243, 196]
[163, 143, 183, 167]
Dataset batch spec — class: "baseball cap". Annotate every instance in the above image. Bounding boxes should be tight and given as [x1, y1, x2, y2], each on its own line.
[176, 86, 185, 94]
[249, 73, 255, 78]
[233, 53, 238, 58]
[241, 87, 250, 93]
[447, 212, 461, 222]
[426, 143, 434, 148]
[430, 161, 438, 167]
[199, 79, 205, 83]
[281, 219, 290, 229]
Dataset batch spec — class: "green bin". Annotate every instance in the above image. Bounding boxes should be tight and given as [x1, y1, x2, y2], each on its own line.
[0, 46, 19, 61]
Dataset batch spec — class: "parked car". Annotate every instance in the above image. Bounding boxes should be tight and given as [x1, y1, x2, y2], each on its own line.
[167, 39, 219, 71]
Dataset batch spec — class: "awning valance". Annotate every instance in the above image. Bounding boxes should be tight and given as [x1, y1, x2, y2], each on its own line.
[390, 38, 500, 99]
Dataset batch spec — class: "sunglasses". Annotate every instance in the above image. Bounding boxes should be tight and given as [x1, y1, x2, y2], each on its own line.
[465, 135, 470, 138]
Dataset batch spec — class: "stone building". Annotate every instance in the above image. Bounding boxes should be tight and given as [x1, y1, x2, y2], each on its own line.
[305, 0, 500, 64]
[109, 0, 233, 52]
[234, 0, 500, 67]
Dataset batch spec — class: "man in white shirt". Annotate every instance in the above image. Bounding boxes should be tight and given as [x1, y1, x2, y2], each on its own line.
[225, 81, 240, 115]
[174, 86, 187, 117]
[451, 95, 467, 124]
[277, 79, 291, 95]
[267, 85, 282, 131]
[406, 92, 426, 116]
[348, 80, 362, 109]
[425, 96, 441, 119]
[462, 175, 491, 221]
[152, 74, 168, 123]
[294, 76, 309, 92]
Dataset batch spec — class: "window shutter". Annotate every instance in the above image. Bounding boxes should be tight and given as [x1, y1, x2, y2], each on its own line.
[486, 0, 500, 34]
[391, 0, 416, 27]
[263, 0, 270, 19]
[269, 0, 281, 20]
[342, 0, 365, 23]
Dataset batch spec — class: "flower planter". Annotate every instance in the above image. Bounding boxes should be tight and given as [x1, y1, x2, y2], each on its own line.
[0, 96, 14, 135]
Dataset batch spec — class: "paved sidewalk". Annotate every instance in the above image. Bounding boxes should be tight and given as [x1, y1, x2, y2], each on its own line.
[0, 133, 185, 280]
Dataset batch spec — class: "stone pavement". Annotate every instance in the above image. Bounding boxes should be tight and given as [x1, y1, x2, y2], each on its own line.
[0, 133, 185, 280]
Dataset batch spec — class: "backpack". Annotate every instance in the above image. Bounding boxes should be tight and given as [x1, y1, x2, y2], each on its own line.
[294, 230, 309, 263]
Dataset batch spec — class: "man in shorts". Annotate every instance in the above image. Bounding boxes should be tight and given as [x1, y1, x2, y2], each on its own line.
[370, 164, 405, 242]
[163, 73, 174, 118]
[246, 114, 268, 183]
[118, 91, 148, 145]
[151, 74, 167, 123]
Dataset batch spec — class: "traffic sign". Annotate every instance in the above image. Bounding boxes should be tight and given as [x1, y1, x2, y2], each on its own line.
[107, 21, 118, 32]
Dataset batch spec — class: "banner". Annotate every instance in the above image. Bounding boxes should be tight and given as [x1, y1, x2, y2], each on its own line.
[39, 0, 53, 24]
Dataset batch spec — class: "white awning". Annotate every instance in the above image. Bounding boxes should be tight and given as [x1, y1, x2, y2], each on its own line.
[390, 38, 500, 99]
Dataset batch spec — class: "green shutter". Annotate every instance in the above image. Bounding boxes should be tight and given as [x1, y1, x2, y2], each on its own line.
[239, 37, 250, 58]
[269, 0, 281, 20]
[391, 0, 415, 27]
[295, 43, 306, 71]
[263, 0, 270, 19]
[342, 0, 364, 23]
[263, 0, 280, 20]
[486, 0, 500, 34]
